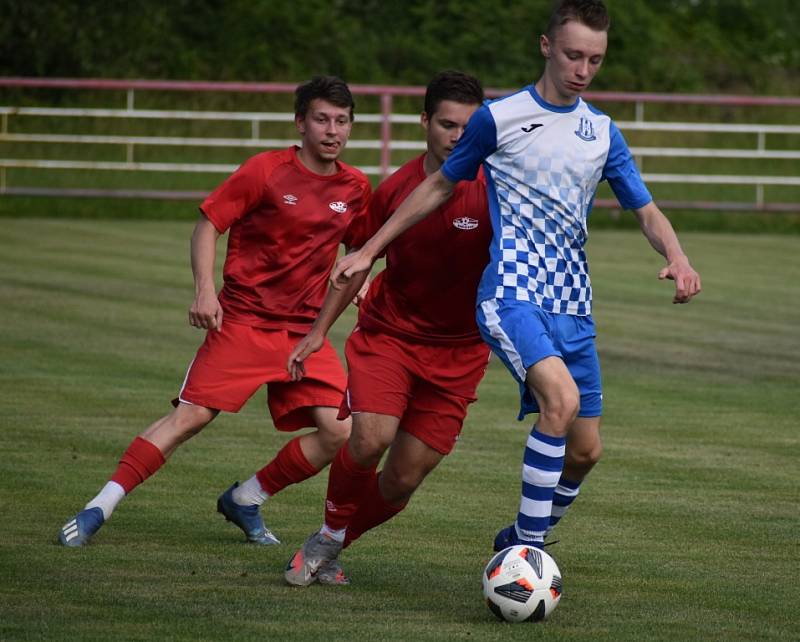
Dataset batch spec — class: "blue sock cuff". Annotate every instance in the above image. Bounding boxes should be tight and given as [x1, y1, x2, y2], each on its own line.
[531, 426, 567, 447]
[558, 477, 582, 490]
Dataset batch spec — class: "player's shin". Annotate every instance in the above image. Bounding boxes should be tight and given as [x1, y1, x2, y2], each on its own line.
[515, 425, 566, 548]
[321, 445, 377, 541]
[547, 476, 582, 537]
[109, 436, 166, 500]
[255, 436, 318, 496]
[342, 471, 407, 548]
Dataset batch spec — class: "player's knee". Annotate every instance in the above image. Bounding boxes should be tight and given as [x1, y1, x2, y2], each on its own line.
[569, 441, 602, 472]
[379, 469, 419, 505]
[172, 405, 216, 436]
[317, 417, 351, 452]
[348, 429, 386, 467]
[539, 391, 580, 432]
[142, 405, 216, 453]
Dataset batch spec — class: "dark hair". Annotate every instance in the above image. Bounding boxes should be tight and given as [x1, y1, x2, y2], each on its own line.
[545, 0, 610, 39]
[294, 76, 355, 121]
[424, 70, 484, 117]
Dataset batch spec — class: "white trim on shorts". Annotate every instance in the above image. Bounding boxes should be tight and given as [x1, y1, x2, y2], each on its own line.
[176, 357, 196, 405]
[479, 298, 526, 381]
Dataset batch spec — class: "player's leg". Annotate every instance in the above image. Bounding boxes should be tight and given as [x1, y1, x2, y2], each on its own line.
[343, 429, 444, 549]
[285, 328, 412, 586]
[477, 299, 577, 550]
[218, 331, 348, 545]
[341, 337, 487, 558]
[285, 411, 399, 586]
[548, 416, 602, 536]
[508, 357, 578, 547]
[58, 402, 218, 547]
[546, 313, 602, 537]
[221, 406, 350, 545]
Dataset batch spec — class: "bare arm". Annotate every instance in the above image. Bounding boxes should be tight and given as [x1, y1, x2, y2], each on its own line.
[329, 169, 455, 288]
[188, 214, 223, 329]
[287, 263, 368, 381]
[634, 201, 701, 304]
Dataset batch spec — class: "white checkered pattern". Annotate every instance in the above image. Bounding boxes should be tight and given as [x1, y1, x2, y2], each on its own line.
[482, 94, 612, 315]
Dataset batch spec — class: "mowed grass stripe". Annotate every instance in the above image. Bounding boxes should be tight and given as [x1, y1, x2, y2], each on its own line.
[1, 219, 798, 641]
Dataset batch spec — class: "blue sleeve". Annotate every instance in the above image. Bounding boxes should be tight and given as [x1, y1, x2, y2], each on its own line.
[441, 104, 498, 183]
[603, 122, 652, 210]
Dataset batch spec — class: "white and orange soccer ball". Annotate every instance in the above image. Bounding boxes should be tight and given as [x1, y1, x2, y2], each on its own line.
[482, 545, 562, 623]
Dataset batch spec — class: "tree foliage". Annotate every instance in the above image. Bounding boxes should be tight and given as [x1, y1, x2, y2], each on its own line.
[1, 0, 798, 94]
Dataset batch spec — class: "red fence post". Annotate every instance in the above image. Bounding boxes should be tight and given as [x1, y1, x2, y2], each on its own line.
[380, 92, 393, 180]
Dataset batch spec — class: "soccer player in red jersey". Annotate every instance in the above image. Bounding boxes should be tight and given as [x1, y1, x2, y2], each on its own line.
[283, 71, 491, 586]
[58, 76, 371, 549]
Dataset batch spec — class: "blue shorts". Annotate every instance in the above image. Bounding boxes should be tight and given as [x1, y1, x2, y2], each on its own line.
[476, 298, 602, 420]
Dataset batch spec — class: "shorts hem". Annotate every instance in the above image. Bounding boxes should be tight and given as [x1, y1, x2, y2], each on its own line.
[174, 394, 241, 413]
[402, 428, 454, 456]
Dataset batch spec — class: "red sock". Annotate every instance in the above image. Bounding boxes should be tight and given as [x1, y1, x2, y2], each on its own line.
[110, 436, 166, 494]
[324, 445, 376, 532]
[255, 436, 318, 496]
[343, 472, 407, 549]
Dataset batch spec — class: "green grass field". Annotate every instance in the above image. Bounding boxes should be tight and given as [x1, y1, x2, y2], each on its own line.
[1, 219, 798, 640]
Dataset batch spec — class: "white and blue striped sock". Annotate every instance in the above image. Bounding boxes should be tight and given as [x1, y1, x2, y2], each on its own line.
[515, 426, 566, 548]
[547, 476, 582, 537]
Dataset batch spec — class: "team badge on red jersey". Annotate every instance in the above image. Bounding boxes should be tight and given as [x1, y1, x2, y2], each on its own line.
[453, 216, 479, 230]
[329, 201, 348, 214]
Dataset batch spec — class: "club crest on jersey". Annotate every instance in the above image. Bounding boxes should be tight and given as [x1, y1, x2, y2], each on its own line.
[282, 194, 298, 205]
[329, 201, 348, 214]
[574, 117, 597, 142]
[453, 216, 479, 230]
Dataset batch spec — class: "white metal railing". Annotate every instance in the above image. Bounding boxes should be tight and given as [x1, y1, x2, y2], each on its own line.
[1, 78, 799, 212]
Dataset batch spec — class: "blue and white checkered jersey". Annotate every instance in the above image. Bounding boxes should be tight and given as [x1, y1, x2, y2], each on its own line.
[441, 85, 652, 315]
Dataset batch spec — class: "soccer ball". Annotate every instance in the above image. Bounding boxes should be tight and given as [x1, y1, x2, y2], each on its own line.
[482, 545, 562, 623]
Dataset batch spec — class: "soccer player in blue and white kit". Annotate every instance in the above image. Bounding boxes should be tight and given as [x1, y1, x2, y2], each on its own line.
[332, 0, 701, 552]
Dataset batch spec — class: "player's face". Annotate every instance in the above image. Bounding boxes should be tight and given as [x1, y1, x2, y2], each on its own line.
[540, 20, 607, 104]
[421, 99, 480, 171]
[296, 99, 353, 174]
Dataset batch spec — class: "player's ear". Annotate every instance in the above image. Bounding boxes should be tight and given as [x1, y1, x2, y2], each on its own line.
[295, 114, 306, 135]
[540, 34, 551, 59]
[420, 111, 430, 131]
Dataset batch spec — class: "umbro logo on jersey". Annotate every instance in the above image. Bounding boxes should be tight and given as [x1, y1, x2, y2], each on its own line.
[329, 201, 348, 214]
[574, 117, 597, 141]
[453, 217, 479, 230]
[283, 194, 298, 205]
[521, 123, 544, 133]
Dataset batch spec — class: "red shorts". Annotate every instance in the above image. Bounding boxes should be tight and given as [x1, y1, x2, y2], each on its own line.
[338, 328, 490, 455]
[177, 321, 346, 430]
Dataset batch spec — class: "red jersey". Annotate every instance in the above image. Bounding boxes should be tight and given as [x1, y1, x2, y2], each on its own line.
[352, 154, 490, 345]
[201, 147, 371, 332]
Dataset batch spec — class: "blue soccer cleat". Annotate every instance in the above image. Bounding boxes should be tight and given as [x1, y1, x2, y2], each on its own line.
[493, 523, 519, 552]
[217, 482, 280, 545]
[59, 507, 105, 547]
[493, 523, 558, 552]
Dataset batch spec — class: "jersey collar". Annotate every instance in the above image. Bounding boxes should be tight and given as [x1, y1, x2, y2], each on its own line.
[527, 84, 581, 114]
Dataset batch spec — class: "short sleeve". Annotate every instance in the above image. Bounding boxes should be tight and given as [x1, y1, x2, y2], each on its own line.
[602, 123, 652, 210]
[441, 104, 498, 183]
[200, 155, 268, 233]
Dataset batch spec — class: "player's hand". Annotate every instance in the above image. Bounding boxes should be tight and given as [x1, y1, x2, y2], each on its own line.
[189, 289, 223, 330]
[287, 330, 324, 381]
[658, 255, 701, 304]
[330, 249, 373, 290]
[352, 275, 371, 306]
